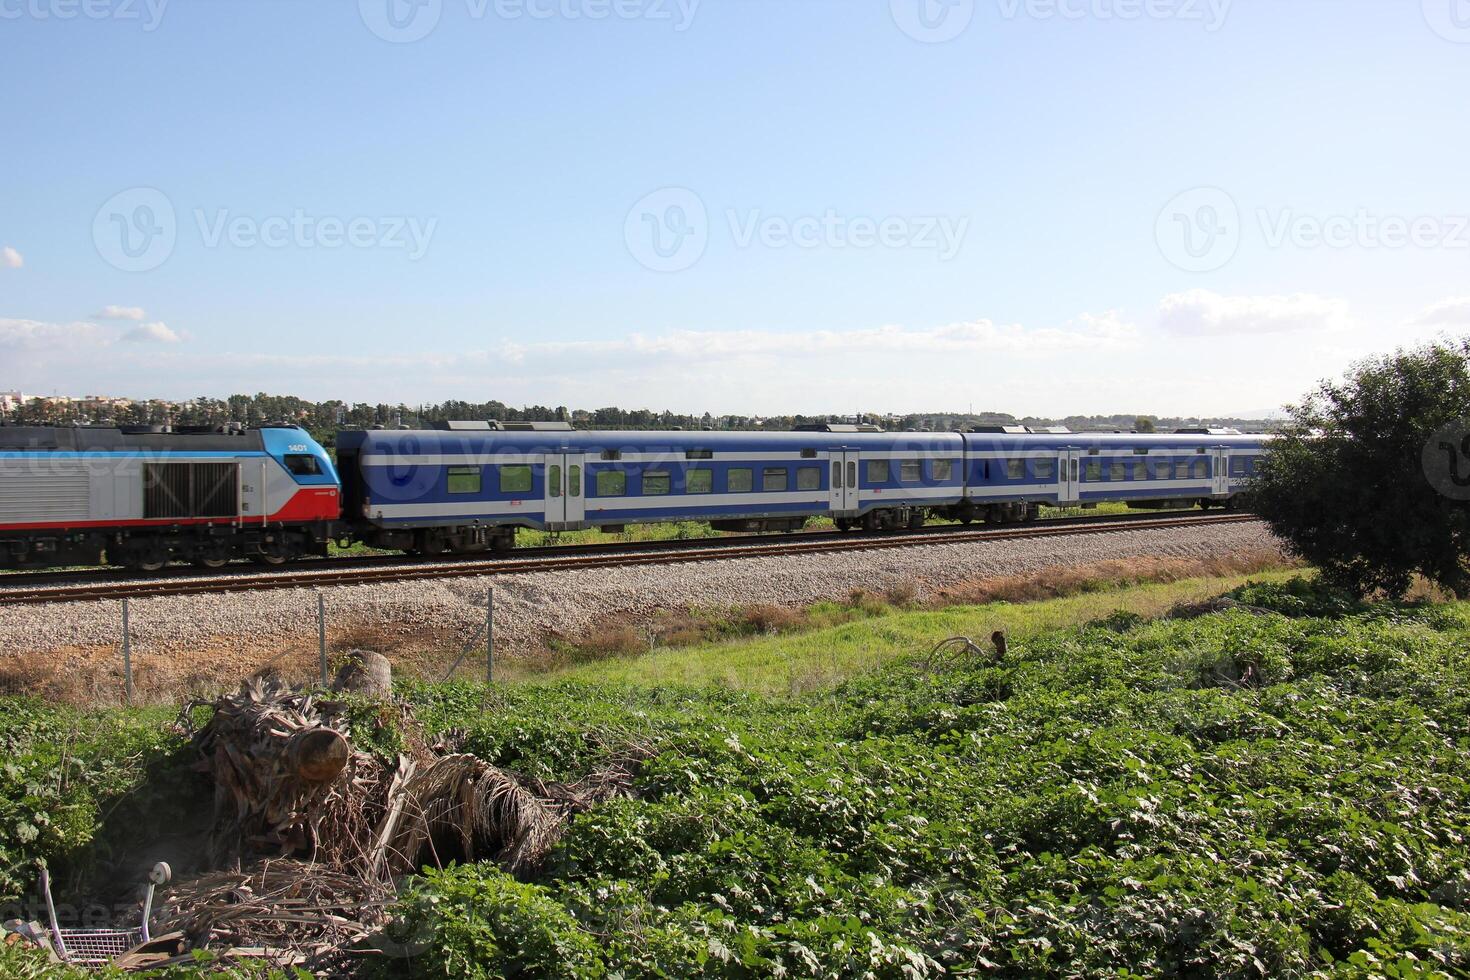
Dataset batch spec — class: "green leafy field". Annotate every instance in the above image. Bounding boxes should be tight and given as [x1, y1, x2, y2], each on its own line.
[4, 575, 1469, 977]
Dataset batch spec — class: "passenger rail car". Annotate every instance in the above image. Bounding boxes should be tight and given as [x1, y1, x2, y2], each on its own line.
[0, 426, 339, 570]
[337, 427, 1268, 554]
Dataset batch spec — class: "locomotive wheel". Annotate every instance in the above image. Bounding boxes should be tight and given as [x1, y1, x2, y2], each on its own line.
[252, 549, 291, 566]
[834, 519, 853, 532]
[907, 511, 925, 530]
[127, 552, 167, 573]
[194, 555, 229, 570]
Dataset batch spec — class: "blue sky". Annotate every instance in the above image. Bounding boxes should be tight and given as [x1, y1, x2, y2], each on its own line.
[2, 0, 1469, 416]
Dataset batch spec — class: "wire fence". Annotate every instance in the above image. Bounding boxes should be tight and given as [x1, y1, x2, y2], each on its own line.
[0, 587, 497, 705]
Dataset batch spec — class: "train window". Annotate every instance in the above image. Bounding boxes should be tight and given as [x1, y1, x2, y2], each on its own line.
[1111, 462, 1126, 481]
[1133, 461, 1146, 480]
[1153, 460, 1173, 479]
[1174, 462, 1191, 480]
[1192, 459, 1207, 480]
[686, 469, 713, 494]
[285, 454, 322, 476]
[499, 465, 532, 494]
[900, 460, 921, 482]
[933, 459, 954, 481]
[1085, 461, 1102, 482]
[548, 464, 562, 498]
[832, 462, 842, 489]
[867, 460, 889, 484]
[1006, 459, 1024, 480]
[596, 470, 626, 497]
[797, 466, 821, 491]
[1035, 459, 1055, 480]
[1134, 447, 1150, 455]
[728, 468, 753, 493]
[448, 467, 482, 494]
[643, 471, 671, 495]
[847, 461, 857, 488]
[569, 465, 582, 497]
[801, 449, 818, 459]
[764, 468, 788, 491]
[685, 449, 713, 460]
[601, 450, 621, 461]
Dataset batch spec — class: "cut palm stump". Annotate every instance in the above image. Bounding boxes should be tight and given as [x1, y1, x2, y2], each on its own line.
[162, 675, 652, 967]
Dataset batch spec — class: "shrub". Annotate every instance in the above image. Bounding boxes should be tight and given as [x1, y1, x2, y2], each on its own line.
[386, 865, 605, 978]
[1246, 337, 1470, 599]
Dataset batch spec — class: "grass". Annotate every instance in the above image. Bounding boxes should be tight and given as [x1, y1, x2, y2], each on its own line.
[7, 571, 1470, 977]
[525, 566, 1301, 694]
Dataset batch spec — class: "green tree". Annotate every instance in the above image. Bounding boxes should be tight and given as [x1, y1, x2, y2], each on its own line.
[1246, 338, 1470, 598]
[1135, 416, 1156, 433]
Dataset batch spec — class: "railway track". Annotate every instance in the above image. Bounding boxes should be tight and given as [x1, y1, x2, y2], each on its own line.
[0, 511, 1258, 606]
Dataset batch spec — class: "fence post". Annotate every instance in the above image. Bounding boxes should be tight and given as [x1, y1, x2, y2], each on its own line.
[318, 592, 328, 686]
[486, 586, 494, 686]
[121, 597, 133, 705]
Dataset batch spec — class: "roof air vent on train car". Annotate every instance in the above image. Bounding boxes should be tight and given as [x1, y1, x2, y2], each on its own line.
[968, 425, 1030, 434]
[791, 423, 883, 433]
[498, 421, 574, 431]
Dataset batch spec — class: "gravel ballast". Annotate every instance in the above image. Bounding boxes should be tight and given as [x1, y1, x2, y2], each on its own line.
[0, 522, 1282, 675]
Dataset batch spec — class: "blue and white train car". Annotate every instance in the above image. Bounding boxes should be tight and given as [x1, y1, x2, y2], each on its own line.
[336, 426, 968, 552]
[957, 431, 1268, 523]
[336, 425, 1269, 553]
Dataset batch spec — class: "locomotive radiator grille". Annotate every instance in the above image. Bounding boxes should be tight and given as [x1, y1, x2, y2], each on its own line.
[0, 465, 90, 523]
[143, 462, 239, 520]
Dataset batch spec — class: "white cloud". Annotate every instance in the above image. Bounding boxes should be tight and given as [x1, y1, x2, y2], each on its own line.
[122, 322, 183, 344]
[1, 247, 22, 269]
[1158, 289, 1352, 336]
[95, 305, 147, 321]
[499, 315, 1137, 364]
[0, 318, 105, 353]
[1412, 297, 1470, 327]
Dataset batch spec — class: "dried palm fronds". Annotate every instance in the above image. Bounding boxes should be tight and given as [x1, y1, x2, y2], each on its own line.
[185, 676, 369, 865]
[150, 858, 394, 969]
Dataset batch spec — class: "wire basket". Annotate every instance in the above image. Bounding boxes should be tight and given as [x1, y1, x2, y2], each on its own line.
[40, 862, 171, 966]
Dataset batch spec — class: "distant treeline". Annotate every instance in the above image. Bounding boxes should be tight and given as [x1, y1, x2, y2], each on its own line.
[0, 393, 1279, 446]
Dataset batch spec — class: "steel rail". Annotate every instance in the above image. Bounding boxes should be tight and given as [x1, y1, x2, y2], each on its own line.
[0, 508, 1242, 591]
[0, 512, 1258, 606]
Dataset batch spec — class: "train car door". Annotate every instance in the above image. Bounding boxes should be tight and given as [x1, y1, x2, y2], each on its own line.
[1212, 449, 1231, 497]
[544, 453, 586, 528]
[1057, 449, 1081, 504]
[829, 450, 860, 516]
